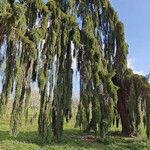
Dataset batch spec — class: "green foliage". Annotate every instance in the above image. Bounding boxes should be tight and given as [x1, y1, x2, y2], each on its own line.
[0, 0, 150, 143]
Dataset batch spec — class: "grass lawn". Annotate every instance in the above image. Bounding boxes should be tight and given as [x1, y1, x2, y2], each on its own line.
[0, 114, 150, 150]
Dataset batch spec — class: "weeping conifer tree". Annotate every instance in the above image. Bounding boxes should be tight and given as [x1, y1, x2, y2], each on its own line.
[0, 0, 150, 141]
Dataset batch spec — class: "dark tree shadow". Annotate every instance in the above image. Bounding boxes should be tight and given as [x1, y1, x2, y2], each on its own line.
[0, 130, 45, 146]
[0, 129, 149, 150]
[0, 129, 101, 149]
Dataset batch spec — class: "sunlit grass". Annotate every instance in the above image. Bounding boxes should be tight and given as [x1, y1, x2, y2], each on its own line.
[0, 109, 150, 150]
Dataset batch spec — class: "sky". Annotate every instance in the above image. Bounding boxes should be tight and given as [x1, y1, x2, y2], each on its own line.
[111, 0, 150, 75]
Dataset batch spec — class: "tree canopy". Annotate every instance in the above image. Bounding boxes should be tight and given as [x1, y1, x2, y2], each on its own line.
[0, 0, 150, 142]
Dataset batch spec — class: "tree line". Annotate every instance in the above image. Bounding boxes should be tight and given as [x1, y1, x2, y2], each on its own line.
[0, 0, 150, 142]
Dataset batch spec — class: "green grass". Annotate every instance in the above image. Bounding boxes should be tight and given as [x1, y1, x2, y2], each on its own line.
[0, 115, 150, 150]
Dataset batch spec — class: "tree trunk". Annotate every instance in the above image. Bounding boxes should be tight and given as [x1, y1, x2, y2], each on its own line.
[117, 88, 132, 136]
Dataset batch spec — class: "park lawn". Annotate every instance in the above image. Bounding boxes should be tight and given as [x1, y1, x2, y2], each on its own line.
[0, 115, 150, 150]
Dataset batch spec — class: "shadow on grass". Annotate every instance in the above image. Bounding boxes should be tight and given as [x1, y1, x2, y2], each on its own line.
[0, 129, 149, 150]
[0, 130, 45, 146]
[0, 129, 102, 149]
[98, 132, 150, 150]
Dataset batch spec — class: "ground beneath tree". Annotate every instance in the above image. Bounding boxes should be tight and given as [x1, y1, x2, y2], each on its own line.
[0, 117, 150, 150]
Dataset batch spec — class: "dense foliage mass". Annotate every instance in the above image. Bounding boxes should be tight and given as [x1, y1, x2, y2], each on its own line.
[0, 0, 150, 141]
